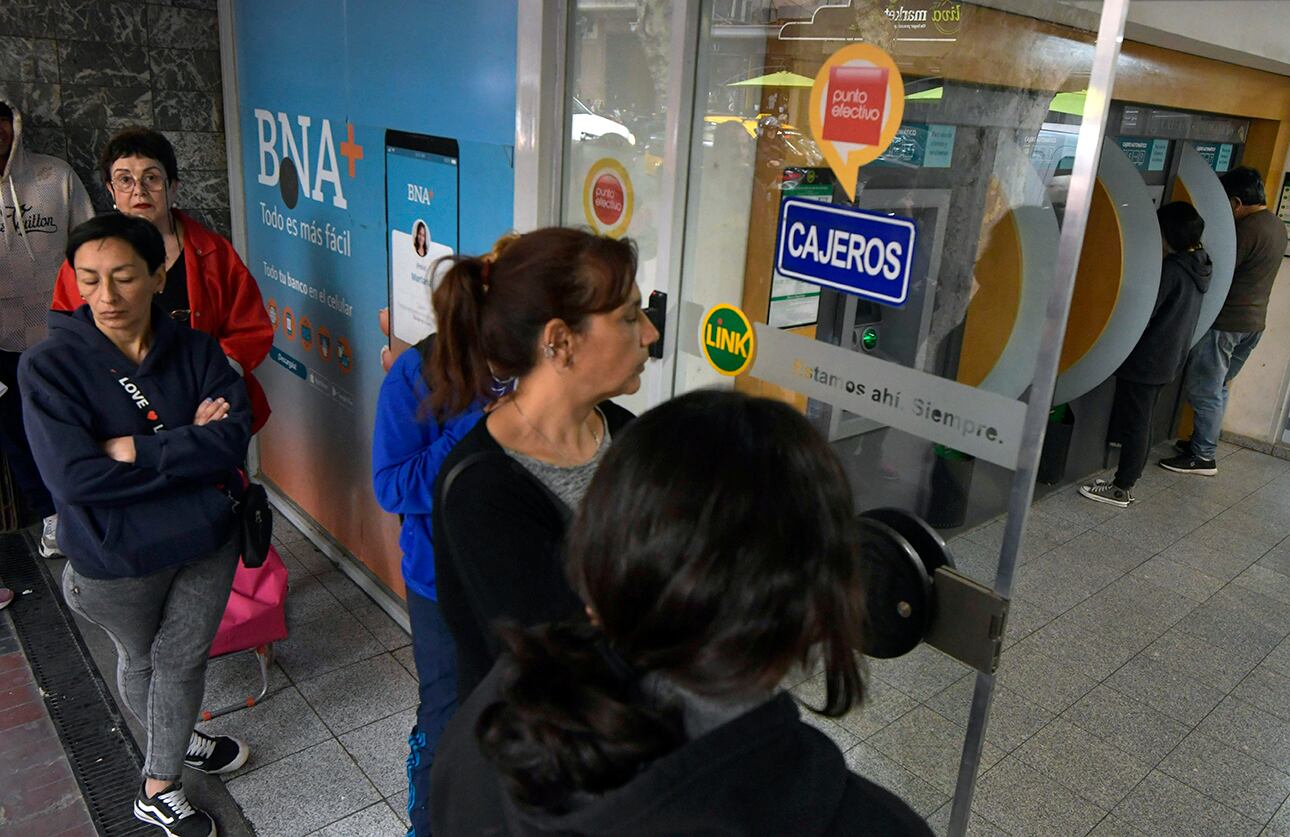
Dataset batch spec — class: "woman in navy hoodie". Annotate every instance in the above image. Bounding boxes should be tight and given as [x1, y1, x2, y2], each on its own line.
[19, 214, 253, 837]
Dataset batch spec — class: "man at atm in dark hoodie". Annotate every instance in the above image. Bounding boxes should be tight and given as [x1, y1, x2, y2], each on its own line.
[1081, 201, 1211, 508]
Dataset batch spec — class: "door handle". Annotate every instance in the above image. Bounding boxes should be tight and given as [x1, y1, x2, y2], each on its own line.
[643, 290, 666, 360]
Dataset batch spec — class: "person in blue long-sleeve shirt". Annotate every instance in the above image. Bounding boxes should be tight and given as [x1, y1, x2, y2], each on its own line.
[371, 334, 485, 837]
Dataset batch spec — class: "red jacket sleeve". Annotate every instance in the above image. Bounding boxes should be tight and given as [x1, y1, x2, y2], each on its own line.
[184, 216, 274, 433]
[51, 260, 80, 311]
[209, 247, 273, 375]
[210, 245, 274, 435]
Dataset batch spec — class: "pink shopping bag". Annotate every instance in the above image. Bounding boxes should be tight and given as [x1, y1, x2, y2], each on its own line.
[210, 545, 289, 658]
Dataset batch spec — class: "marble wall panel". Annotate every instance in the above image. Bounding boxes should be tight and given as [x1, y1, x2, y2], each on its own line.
[60, 86, 152, 132]
[185, 206, 232, 240]
[146, 4, 217, 50]
[0, 82, 63, 126]
[57, 0, 147, 44]
[64, 123, 110, 179]
[0, 1, 60, 39]
[4, 0, 229, 232]
[58, 41, 149, 87]
[168, 130, 226, 171]
[25, 124, 71, 162]
[154, 89, 222, 132]
[150, 47, 221, 92]
[84, 176, 113, 212]
[0, 36, 59, 83]
[63, 122, 113, 211]
[179, 168, 230, 210]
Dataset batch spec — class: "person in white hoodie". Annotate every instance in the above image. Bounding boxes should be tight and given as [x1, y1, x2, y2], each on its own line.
[0, 99, 94, 558]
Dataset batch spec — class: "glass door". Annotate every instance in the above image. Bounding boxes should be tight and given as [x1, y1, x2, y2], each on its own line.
[668, 1, 1127, 831]
[559, 1, 681, 415]
[559, 1, 1129, 832]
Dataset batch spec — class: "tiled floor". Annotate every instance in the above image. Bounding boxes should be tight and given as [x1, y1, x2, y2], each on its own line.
[40, 438, 1290, 836]
[793, 441, 1290, 837]
[194, 521, 418, 837]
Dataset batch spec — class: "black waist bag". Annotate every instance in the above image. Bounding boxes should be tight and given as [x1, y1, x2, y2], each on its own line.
[233, 481, 273, 568]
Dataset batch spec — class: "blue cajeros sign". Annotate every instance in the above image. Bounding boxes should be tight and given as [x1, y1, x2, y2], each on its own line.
[774, 198, 917, 307]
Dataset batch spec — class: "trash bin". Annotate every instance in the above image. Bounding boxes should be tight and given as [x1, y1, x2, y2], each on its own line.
[1038, 403, 1075, 485]
[926, 445, 975, 529]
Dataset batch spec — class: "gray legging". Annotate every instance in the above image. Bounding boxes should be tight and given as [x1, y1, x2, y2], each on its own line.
[62, 535, 239, 782]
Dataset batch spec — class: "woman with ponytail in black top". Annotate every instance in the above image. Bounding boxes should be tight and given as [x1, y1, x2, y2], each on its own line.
[430, 389, 931, 836]
[429, 228, 659, 698]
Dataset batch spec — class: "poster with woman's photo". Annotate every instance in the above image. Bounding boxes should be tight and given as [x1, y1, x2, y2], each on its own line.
[386, 131, 459, 346]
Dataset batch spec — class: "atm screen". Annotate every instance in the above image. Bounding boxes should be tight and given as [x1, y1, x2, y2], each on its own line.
[1115, 136, 1173, 206]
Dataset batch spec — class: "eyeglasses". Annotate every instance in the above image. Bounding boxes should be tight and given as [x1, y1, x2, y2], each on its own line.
[110, 172, 167, 193]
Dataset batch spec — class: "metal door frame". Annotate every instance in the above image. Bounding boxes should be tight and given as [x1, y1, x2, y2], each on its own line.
[517, 0, 703, 412]
[948, 2, 1130, 832]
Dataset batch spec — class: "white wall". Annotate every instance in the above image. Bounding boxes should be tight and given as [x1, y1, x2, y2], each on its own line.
[1070, 0, 1290, 75]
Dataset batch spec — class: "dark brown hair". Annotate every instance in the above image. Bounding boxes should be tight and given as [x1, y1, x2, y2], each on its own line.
[1158, 201, 1205, 252]
[67, 214, 166, 274]
[427, 227, 638, 418]
[1220, 166, 1266, 207]
[477, 390, 866, 814]
[99, 127, 179, 184]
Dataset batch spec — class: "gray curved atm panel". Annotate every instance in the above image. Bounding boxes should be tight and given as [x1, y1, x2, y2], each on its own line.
[1176, 145, 1237, 346]
[1052, 138, 1163, 406]
[976, 139, 1061, 401]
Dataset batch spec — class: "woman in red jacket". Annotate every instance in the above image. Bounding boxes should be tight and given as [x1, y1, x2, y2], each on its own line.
[51, 128, 273, 434]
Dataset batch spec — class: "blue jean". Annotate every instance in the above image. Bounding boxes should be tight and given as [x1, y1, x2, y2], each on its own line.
[405, 590, 458, 836]
[1183, 328, 1263, 460]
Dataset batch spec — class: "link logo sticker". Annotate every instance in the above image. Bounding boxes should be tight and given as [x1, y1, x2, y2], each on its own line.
[700, 304, 755, 376]
[582, 158, 634, 238]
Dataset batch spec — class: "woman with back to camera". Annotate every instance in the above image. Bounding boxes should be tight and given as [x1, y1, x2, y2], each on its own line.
[431, 390, 932, 836]
[20, 214, 254, 837]
[429, 227, 659, 698]
[51, 127, 273, 435]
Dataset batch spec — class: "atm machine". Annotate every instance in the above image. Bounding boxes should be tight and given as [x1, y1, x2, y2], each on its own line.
[801, 86, 1064, 524]
[811, 187, 951, 441]
[1052, 102, 1249, 482]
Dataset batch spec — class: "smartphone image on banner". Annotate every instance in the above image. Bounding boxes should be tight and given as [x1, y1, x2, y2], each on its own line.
[385, 130, 460, 353]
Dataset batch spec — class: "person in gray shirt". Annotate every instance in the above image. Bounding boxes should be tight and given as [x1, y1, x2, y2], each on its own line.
[1161, 166, 1287, 476]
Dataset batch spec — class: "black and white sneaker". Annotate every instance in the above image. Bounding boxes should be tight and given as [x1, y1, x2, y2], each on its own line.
[133, 783, 216, 837]
[1079, 479, 1134, 508]
[183, 730, 249, 774]
[1173, 439, 1192, 455]
[38, 514, 62, 558]
[1159, 453, 1217, 476]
